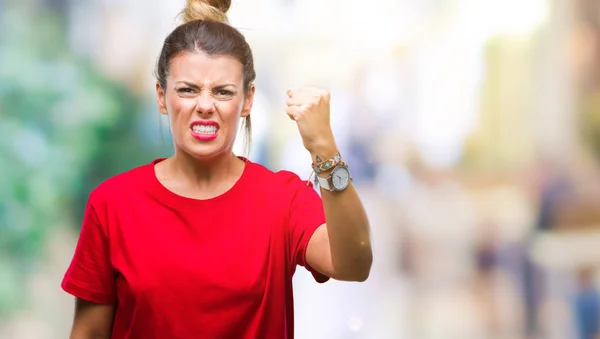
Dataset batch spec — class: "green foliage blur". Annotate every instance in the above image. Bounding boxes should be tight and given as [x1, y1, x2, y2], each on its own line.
[0, 4, 169, 317]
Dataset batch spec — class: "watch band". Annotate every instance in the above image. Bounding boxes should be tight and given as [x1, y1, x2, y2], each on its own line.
[316, 174, 332, 191]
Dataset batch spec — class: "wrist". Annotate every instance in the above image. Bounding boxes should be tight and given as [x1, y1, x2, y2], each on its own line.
[308, 139, 338, 165]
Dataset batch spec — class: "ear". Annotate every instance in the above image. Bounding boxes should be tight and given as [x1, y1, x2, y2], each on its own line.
[156, 81, 168, 115]
[240, 84, 255, 118]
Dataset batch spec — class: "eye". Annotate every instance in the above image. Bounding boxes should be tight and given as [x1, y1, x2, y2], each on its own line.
[177, 87, 195, 94]
[215, 89, 234, 97]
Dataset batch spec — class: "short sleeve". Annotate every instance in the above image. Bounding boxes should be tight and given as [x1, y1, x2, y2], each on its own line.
[61, 196, 116, 304]
[286, 174, 330, 283]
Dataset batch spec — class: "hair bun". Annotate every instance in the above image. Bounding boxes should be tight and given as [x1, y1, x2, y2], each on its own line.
[180, 0, 232, 24]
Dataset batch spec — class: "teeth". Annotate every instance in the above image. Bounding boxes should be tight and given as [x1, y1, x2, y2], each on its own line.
[192, 125, 217, 134]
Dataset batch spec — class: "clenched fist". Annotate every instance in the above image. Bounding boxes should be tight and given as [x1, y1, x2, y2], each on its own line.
[286, 87, 337, 156]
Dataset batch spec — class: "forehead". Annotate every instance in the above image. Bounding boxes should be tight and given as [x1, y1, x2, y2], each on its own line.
[168, 51, 243, 84]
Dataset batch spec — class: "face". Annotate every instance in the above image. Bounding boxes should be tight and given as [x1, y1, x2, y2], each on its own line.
[156, 51, 254, 160]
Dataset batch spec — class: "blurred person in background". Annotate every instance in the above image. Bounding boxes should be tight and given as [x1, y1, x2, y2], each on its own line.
[522, 159, 572, 338]
[572, 267, 600, 339]
[60, 0, 372, 338]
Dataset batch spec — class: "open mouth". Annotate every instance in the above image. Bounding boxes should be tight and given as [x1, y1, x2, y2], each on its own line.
[190, 121, 220, 141]
[191, 124, 218, 135]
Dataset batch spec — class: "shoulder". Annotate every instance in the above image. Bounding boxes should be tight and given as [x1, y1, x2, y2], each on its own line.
[247, 161, 311, 188]
[88, 160, 156, 208]
[246, 160, 318, 199]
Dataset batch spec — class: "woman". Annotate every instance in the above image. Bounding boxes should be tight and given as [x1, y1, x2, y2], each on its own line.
[62, 0, 372, 338]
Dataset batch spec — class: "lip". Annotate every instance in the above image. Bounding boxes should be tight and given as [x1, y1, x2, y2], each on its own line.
[190, 120, 220, 141]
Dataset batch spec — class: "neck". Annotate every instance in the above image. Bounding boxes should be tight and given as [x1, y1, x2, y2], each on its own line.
[168, 150, 243, 189]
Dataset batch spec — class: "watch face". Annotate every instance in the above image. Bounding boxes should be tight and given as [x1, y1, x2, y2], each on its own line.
[331, 165, 350, 191]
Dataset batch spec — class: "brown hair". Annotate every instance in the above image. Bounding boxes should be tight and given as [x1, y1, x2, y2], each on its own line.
[156, 0, 256, 153]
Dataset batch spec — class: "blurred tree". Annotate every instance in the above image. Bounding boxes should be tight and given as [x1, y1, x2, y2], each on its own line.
[581, 91, 600, 158]
[577, 0, 600, 160]
[0, 4, 168, 318]
[460, 35, 539, 173]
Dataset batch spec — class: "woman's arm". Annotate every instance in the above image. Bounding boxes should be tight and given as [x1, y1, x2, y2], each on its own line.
[285, 87, 373, 282]
[69, 298, 115, 339]
[305, 142, 373, 282]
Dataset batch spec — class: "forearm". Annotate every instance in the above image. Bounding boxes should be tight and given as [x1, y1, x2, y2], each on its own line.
[70, 329, 112, 339]
[70, 298, 114, 339]
[311, 142, 373, 280]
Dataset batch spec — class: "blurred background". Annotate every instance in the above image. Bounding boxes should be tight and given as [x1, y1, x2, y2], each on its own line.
[2, 0, 600, 338]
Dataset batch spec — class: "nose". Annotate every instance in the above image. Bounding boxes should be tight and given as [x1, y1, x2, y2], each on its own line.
[194, 93, 216, 116]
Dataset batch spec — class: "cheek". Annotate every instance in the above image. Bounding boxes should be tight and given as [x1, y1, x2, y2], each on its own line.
[167, 96, 187, 111]
[167, 98, 194, 121]
[226, 98, 245, 116]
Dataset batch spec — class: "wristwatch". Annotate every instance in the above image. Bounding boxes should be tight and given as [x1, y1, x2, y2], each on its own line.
[316, 163, 351, 192]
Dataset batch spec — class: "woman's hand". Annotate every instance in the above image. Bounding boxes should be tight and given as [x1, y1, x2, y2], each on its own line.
[285, 87, 336, 155]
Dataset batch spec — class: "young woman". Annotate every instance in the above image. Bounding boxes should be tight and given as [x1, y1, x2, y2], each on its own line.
[62, 0, 372, 338]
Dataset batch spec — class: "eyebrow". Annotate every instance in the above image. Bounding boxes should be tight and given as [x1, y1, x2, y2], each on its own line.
[175, 81, 237, 89]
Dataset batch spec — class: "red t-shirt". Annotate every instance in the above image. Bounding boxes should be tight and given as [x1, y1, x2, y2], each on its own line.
[62, 158, 329, 339]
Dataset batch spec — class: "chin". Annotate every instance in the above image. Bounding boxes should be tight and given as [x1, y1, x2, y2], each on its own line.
[186, 147, 225, 160]
[183, 141, 231, 161]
